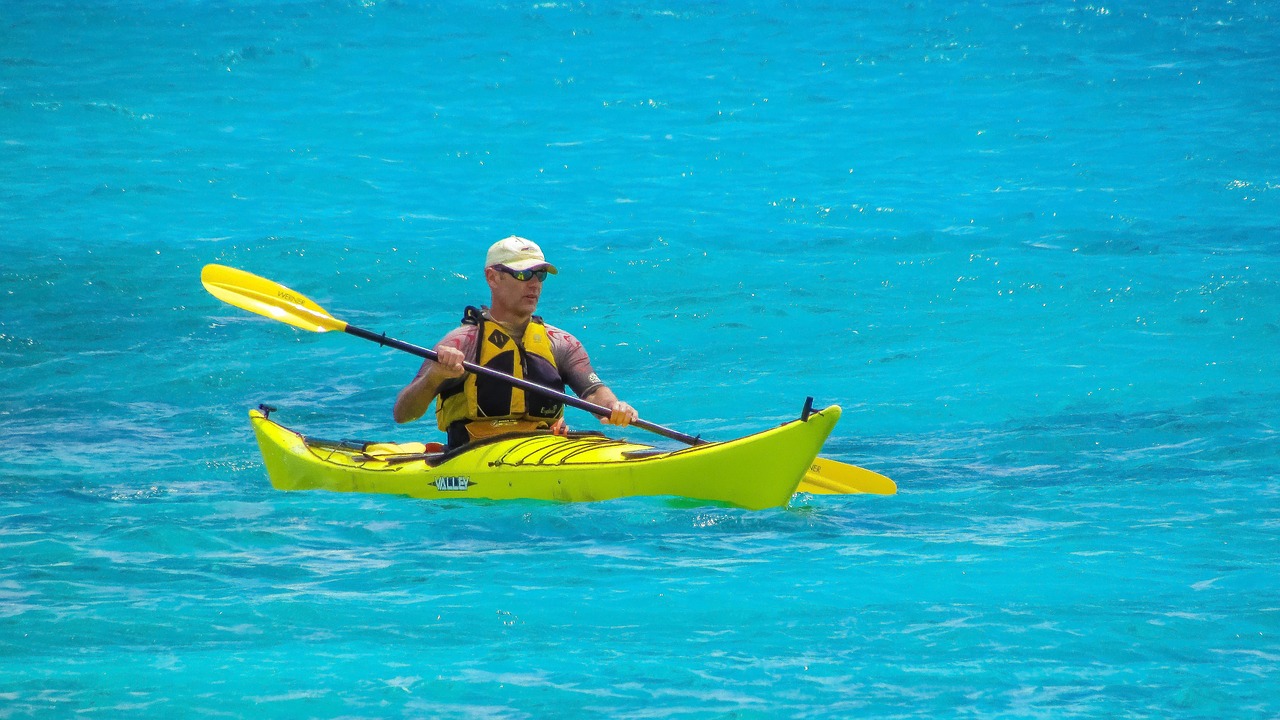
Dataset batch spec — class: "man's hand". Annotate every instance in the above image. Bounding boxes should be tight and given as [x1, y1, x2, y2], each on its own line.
[600, 400, 639, 427]
[429, 345, 466, 381]
[576, 386, 638, 428]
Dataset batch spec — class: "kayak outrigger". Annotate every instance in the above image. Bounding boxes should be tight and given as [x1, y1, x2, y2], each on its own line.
[251, 403, 842, 510]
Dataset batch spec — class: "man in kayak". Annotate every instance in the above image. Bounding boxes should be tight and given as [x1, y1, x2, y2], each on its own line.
[393, 236, 639, 447]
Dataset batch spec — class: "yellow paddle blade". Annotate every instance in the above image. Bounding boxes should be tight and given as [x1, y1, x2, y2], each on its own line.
[798, 457, 897, 495]
[201, 264, 347, 334]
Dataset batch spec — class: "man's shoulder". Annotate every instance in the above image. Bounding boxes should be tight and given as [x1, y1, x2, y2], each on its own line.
[542, 322, 582, 344]
[438, 323, 480, 349]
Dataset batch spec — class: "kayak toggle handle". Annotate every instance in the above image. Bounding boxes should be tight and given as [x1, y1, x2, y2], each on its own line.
[801, 397, 815, 422]
[258, 403, 278, 419]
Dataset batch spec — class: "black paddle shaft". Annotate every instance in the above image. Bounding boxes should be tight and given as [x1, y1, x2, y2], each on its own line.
[343, 324, 706, 446]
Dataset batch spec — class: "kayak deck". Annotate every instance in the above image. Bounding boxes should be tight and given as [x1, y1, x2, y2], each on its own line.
[250, 405, 841, 510]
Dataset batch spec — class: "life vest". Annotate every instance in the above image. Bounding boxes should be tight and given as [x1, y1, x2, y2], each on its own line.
[436, 306, 565, 439]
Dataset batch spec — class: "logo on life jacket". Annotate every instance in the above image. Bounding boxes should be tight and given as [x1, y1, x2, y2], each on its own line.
[487, 329, 510, 348]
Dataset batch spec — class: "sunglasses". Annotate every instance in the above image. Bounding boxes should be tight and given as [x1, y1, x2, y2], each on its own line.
[495, 266, 549, 282]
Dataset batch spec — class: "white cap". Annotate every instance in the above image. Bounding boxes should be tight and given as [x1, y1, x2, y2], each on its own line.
[484, 236, 558, 273]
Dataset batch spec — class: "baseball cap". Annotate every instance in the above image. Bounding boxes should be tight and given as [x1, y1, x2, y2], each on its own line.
[485, 236, 558, 273]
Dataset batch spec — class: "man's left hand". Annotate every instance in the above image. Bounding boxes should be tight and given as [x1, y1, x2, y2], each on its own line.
[601, 401, 639, 427]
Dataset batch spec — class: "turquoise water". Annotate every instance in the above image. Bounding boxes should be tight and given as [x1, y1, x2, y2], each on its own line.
[3, 1, 1279, 716]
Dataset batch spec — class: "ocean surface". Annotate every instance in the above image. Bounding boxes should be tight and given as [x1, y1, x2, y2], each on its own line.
[3, 1, 1279, 717]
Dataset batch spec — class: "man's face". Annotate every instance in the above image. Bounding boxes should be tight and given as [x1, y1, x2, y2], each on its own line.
[486, 265, 544, 318]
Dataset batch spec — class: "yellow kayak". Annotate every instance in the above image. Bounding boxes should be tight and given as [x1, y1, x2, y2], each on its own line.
[250, 404, 842, 510]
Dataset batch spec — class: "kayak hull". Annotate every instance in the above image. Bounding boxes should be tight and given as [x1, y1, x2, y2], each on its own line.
[249, 405, 841, 510]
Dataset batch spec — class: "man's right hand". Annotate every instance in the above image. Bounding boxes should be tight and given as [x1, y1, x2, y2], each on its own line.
[429, 345, 466, 380]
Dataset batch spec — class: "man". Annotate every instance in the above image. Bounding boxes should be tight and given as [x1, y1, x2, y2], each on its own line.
[393, 236, 639, 447]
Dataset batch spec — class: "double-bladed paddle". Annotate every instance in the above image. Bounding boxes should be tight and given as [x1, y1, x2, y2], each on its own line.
[200, 263, 896, 495]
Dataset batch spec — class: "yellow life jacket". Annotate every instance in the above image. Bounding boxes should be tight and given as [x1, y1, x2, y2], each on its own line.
[436, 307, 565, 439]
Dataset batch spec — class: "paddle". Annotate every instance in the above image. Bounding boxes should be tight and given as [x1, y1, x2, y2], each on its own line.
[200, 264, 895, 495]
[804, 457, 896, 496]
